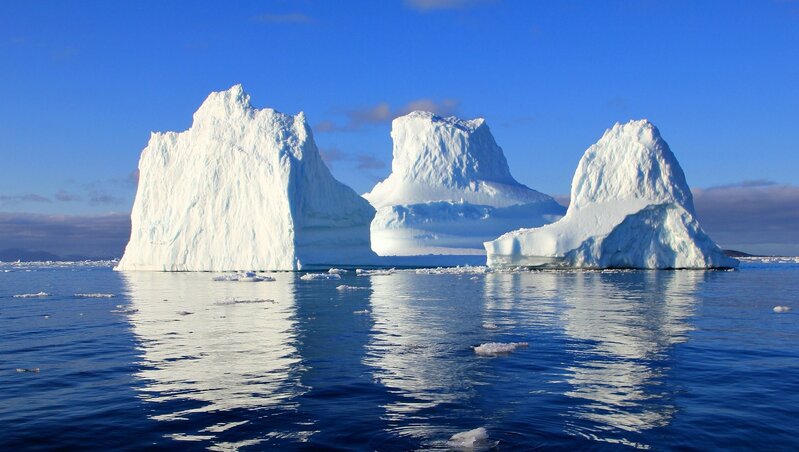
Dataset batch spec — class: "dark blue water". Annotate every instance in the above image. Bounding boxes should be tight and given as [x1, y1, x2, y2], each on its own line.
[1, 261, 797, 450]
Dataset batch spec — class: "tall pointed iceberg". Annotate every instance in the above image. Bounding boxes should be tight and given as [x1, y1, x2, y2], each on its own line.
[485, 120, 738, 269]
[117, 85, 376, 271]
[364, 111, 565, 256]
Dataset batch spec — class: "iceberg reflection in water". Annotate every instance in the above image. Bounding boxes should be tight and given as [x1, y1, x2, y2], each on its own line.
[53, 264, 796, 450]
[121, 272, 307, 447]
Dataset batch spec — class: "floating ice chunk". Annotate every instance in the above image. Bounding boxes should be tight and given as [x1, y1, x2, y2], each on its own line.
[447, 427, 493, 449]
[13, 292, 50, 298]
[415, 265, 488, 275]
[474, 342, 528, 356]
[356, 268, 395, 276]
[213, 272, 274, 282]
[337, 285, 369, 291]
[112, 306, 139, 314]
[773, 306, 792, 313]
[15, 368, 40, 373]
[328, 268, 348, 274]
[74, 293, 115, 298]
[300, 273, 342, 281]
[482, 322, 498, 330]
[353, 309, 370, 315]
[216, 298, 274, 306]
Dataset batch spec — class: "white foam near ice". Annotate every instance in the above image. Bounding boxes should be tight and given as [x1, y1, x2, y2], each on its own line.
[473, 342, 529, 356]
[74, 293, 115, 298]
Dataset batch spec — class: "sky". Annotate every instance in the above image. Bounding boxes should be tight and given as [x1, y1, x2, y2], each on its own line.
[0, 0, 798, 256]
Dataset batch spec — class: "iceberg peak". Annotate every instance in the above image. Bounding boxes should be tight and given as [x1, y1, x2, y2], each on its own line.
[570, 119, 694, 213]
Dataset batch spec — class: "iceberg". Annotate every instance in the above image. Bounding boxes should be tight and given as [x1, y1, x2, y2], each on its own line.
[485, 120, 738, 269]
[364, 111, 565, 256]
[116, 85, 376, 271]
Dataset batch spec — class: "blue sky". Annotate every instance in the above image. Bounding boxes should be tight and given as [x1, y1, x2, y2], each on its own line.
[1, 0, 798, 255]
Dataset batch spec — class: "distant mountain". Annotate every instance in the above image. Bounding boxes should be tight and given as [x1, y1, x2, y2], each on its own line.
[722, 249, 760, 258]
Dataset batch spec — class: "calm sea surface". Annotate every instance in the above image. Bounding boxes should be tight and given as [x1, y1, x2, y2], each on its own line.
[1, 260, 797, 450]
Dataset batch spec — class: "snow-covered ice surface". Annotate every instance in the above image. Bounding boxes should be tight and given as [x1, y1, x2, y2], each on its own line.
[364, 111, 564, 256]
[485, 120, 738, 269]
[116, 85, 376, 272]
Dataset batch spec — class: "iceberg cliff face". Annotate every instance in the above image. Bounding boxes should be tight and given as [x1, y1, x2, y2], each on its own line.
[485, 120, 737, 269]
[117, 85, 376, 271]
[364, 112, 565, 256]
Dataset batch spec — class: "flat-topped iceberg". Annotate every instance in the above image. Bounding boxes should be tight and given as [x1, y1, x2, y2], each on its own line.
[485, 120, 738, 269]
[117, 85, 376, 271]
[364, 111, 564, 256]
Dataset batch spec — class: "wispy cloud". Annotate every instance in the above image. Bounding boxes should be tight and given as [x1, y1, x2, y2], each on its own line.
[404, 0, 494, 12]
[0, 193, 51, 204]
[54, 189, 80, 202]
[355, 154, 386, 170]
[317, 98, 460, 132]
[252, 13, 315, 24]
[319, 147, 387, 172]
[0, 212, 130, 258]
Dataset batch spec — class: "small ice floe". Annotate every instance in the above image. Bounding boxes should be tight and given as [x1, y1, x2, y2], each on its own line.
[328, 268, 348, 274]
[13, 292, 50, 298]
[336, 285, 368, 291]
[300, 273, 341, 281]
[415, 265, 489, 276]
[112, 304, 139, 314]
[773, 306, 792, 313]
[353, 309, 370, 315]
[74, 293, 115, 298]
[216, 298, 274, 306]
[213, 272, 274, 282]
[447, 427, 496, 450]
[473, 342, 528, 357]
[356, 268, 395, 276]
[482, 322, 499, 330]
[15, 368, 40, 373]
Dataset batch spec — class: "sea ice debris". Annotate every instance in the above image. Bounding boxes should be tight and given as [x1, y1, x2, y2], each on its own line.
[474, 342, 529, 356]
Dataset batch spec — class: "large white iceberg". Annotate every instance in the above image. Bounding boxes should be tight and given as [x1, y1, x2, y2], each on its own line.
[117, 85, 376, 271]
[364, 111, 565, 256]
[485, 120, 738, 269]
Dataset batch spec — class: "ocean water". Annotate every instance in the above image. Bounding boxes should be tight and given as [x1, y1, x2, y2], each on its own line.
[1, 260, 798, 450]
